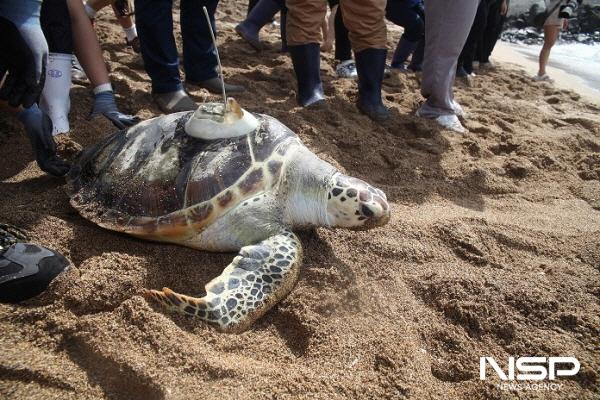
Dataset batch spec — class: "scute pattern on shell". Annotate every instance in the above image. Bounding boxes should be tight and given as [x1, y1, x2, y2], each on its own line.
[67, 112, 299, 239]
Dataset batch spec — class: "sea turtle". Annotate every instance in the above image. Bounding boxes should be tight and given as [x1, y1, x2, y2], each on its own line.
[67, 99, 390, 333]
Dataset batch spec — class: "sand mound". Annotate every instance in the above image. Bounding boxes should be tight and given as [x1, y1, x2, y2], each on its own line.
[1, 2, 599, 399]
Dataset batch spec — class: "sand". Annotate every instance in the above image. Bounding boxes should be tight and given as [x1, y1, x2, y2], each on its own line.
[1, 2, 599, 399]
[492, 42, 600, 106]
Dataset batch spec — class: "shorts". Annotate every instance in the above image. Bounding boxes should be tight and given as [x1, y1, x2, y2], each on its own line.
[544, 0, 564, 27]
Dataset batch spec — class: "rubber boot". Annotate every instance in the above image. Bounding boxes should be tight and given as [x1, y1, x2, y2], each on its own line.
[355, 48, 389, 122]
[288, 43, 325, 107]
[391, 37, 417, 69]
[235, 0, 281, 51]
[39, 53, 72, 135]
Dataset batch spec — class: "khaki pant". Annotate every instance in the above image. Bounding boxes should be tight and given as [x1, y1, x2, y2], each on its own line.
[286, 0, 386, 53]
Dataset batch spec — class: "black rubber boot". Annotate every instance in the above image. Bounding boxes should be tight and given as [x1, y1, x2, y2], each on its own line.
[355, 48, 390, 122]
[391, 37, 417, 69]
[289, 43, 325, 107]
[235, 0, 282, 51]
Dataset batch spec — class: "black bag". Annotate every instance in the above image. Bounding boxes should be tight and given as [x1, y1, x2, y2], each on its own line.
[534, 1, 564, 29]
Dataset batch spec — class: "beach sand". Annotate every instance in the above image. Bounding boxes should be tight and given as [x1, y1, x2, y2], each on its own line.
[492, 41, 600, 106]
[1, 2, 599, 399]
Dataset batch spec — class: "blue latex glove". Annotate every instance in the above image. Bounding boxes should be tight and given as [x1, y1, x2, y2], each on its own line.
[0, 12, 48, 108]
[88, 90, 140, 129]
[18, 105, 70, 177]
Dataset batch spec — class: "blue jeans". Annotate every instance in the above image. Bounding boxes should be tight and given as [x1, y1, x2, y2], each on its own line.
[385, 1, 424, 43]
[135, 0, 219, 94]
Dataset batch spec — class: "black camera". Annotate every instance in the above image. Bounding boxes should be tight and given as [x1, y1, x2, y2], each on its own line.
[558, 0, 580, 18]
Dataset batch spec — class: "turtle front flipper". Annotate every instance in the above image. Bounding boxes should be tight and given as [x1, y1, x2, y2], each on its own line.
[145, 229, 302, 333]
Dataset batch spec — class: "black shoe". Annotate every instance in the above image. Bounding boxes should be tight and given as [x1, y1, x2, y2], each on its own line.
[355, 48, 390, 122]
[0, 224, 69, 303]
[187, 77, 245, 94]
[152, 90, 197, 114]
[289, 43, 325, 107]
[235, 0, 281, 51]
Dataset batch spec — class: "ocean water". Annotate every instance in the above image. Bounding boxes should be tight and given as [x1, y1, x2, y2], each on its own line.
[507, 42, 600, 93]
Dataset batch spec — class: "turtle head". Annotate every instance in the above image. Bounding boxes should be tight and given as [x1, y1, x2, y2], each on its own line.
[325, 173, 390, 230]
[282, 147, 389, 230]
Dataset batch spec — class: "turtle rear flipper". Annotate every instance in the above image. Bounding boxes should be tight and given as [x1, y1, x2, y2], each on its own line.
[146, 229, 302, 333]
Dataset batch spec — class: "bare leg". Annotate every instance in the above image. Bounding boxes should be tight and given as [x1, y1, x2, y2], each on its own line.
[66, 0, 110, 88]
[111, 3, 134, 29]
[538, 25, 559, 76]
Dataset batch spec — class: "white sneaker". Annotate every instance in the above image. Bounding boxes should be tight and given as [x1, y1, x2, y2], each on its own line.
[435, 114, 466, 133]
[533, 73, 553, 82]
[335, 60, 357, 79]
[416, 108, 466, 133]
[452, 100, 467, 118]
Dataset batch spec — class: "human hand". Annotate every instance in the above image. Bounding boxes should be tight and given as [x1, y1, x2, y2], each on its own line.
[18, 105, 71, 177]
[88, 90, 140, 129]
[0, 16, 48, 108]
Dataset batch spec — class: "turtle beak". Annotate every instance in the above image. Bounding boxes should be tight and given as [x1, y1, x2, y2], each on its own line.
[325, 174, 391, 230]
[356, 189, 390, 230]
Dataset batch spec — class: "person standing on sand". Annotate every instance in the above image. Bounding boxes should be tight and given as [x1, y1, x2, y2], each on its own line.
[476, 0, 509, 69]
[134, 0, 245, 114]
[416, 0, 479, 133]
[533, 0, 571, 82]
[285, 0, 390, 122]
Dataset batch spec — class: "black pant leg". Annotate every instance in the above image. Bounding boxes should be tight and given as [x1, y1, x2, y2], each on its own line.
[458, 0, 488, 73]
[40, 0, 73, 54]
[334, 5, 352, 61]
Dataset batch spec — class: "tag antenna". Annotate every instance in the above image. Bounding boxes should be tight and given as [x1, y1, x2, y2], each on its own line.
[202, 6, 228, 112]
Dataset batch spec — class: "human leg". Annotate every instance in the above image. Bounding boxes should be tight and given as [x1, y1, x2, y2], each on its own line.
[286, 0, 327, 106]
[419, 0, 479, 130]
[341, 0, 389, 121]
[182, 0, 245, 93]
[135, 0, 181, 94]
[537, 24, 560, 77]
[40, 0, 73, 134]
[235, 0, 282, 51]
